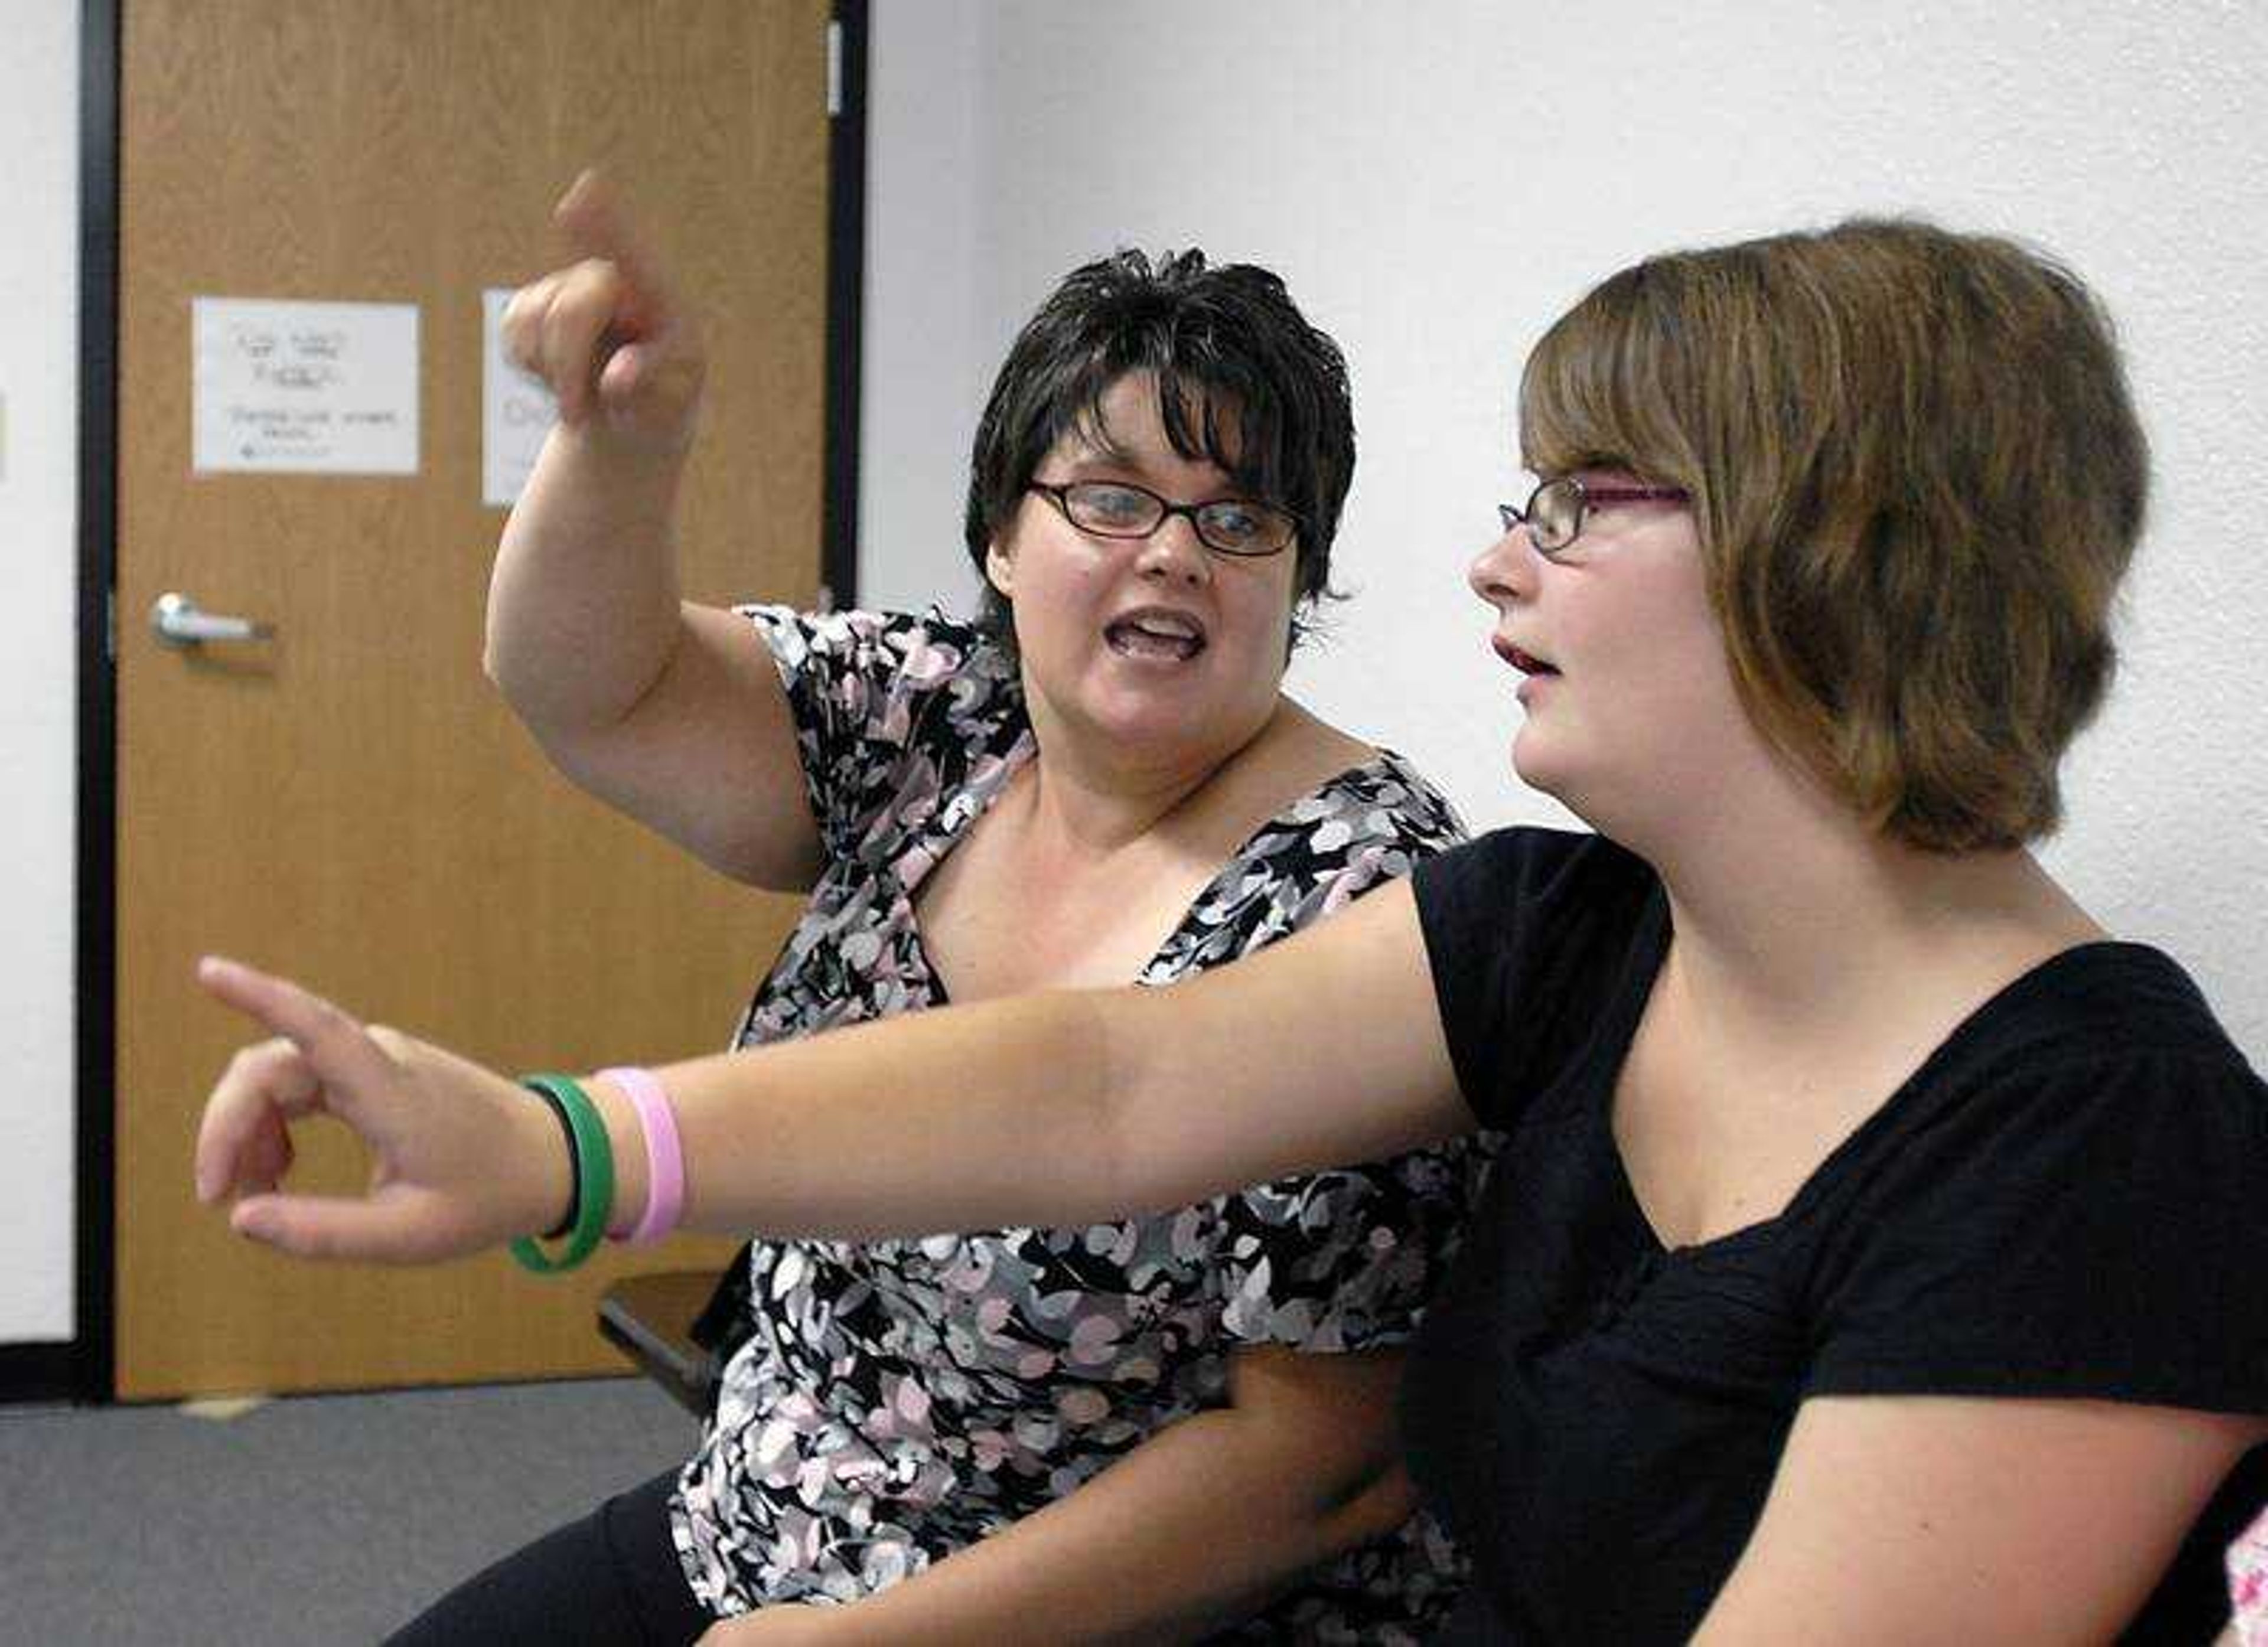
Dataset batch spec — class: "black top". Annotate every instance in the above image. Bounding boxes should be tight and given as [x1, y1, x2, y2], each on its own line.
[1403, 827, 2268, 1643]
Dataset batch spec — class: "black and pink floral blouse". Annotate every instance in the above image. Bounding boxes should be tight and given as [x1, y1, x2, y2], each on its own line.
[669, 607, 1485, 1641]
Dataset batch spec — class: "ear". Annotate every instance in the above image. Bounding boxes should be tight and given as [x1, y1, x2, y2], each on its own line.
[985, 538, 1016, 598]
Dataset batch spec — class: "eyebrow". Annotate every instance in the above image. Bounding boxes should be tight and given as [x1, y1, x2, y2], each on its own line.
[1060, 405, 1270, 499]
[1060, 437, 1145, 469]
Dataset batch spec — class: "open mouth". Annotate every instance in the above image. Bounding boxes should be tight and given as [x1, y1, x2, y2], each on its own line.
[1106, 609, 1208, 662]
[1495, 638, 1559, 676]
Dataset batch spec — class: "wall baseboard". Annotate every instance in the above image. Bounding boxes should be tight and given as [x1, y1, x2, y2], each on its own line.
[0, 1341, 80, 1405]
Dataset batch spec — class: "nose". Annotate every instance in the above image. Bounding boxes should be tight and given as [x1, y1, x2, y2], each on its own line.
[1468, 516, 1537, 609]
[1134, 513, 1213, 587]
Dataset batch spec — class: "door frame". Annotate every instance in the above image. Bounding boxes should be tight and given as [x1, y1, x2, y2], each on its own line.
[37, 0, 868, 1406]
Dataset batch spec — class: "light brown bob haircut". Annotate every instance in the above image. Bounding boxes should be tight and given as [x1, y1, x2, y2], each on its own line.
[1520, 218, 2148, 852]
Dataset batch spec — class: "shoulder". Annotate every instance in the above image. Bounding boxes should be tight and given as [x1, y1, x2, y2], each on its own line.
[1407, 827, 1663, 1127]
[736, 606, 1027, 856]
[1164, 754, 1466, 960]
[1414, 820, 1646, 898]
[1957, 941, 2250, 1064]
[1223, 751, 1469, 927]
[1807, 944, 2268, 1409]
[1269, 749, 1468, 857]
[737, 603, 1009, 688]
[1412, 826, 1658, 978]
[1902, 943, 2263, 1143]
[739, 604, 1024, 750]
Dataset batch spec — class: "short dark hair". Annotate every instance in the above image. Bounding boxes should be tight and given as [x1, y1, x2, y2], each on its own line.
[964, 249, 1354, 655]
[1521, 218, 2146, 852]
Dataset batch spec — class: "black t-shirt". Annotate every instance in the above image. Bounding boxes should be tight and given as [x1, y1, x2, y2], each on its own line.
[1403, 827, 2268, 1643]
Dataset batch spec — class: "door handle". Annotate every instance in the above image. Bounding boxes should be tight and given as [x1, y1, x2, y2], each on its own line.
[151, 591, 275, 647]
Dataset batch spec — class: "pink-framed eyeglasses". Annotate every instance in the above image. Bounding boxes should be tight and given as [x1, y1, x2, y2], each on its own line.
[1497, 476, 1690, 558]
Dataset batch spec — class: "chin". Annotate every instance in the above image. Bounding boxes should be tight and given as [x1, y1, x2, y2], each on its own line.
[1084, 695, 1216, 752]
[1509, 727, 1566, 795]
[1511, 735, 1608, 829]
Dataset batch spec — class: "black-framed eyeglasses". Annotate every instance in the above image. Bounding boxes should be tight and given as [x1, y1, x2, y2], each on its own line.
[1026, 480, 1298, 559]
[1497, 475, 1690, 559]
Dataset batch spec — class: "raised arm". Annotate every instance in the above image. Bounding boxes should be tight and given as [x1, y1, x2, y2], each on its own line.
[193, 877, 1472, 1261]
[486, 171, 819, 891]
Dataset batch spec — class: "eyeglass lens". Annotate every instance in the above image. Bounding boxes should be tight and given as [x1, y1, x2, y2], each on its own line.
[1526, 479, 1583, 553]
[1501, 480, 1586, 553]
[1059, 482, 1288, 556]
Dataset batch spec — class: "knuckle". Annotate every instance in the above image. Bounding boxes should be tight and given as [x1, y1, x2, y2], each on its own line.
[225, 1038, 279, 1082]
[565, 263, 617, 317]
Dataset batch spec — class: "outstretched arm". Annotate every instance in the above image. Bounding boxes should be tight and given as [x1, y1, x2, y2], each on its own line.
[194, 877, 1472, 1261]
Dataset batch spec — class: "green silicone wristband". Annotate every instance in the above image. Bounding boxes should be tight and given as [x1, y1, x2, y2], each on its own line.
[509, 1074, 613, 1276]
[526, 1082, 579, 1240]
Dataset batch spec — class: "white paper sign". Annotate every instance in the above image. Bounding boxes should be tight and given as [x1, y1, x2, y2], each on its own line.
[193, 298, 419, 475]
[484, 287, 559, 507]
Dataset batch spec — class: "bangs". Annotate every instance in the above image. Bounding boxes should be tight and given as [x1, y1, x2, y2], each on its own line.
[1055, 341, 1293, 513]
[1517, 261, 1705, 489]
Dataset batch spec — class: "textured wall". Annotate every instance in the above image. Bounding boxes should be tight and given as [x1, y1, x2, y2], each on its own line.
[863, 0, 2268, 1059]
[1, 0, 80, 1344]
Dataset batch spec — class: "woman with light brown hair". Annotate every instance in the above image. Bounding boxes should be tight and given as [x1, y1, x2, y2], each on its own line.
[197, 216, 2267, 1641]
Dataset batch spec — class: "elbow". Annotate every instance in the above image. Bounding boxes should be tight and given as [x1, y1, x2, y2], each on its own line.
[478, 566, 526, 703]
[1086, 984, 1234, 1222]
[480, 634, 513, 699]
[1086, 990, 1162, 1221]
[478, 607, 509, 690]
[481, 626, 543, 722]
[1224, 1345, 1426, 1566]
[1233, 1427, 1424, 1578]
[1315, 1459, 1425, 1557]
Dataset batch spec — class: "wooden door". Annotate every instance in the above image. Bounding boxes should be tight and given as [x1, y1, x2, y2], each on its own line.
[114, 0, 833, 1399]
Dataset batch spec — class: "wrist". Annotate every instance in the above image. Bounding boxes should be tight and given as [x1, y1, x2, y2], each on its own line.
[558, 402, 701, 474]
[584, 1071, 649, 1240]
[508, 1077, 577, 1241]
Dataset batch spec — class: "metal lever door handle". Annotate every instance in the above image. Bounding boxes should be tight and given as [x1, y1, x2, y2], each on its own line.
[151, 592, 275, 647]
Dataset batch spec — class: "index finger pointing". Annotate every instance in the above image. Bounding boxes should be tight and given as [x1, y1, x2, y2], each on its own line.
[195, 956, 395, 1100]
[551, 168, 671, 317]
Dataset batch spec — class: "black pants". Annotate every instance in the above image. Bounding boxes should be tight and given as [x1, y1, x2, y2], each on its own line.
[384, 1469, 713, 1646]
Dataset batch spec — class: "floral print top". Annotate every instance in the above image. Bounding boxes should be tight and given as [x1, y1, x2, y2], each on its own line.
[2233, 1504, 2268, 1645]
[667, 606, 1486, 1641]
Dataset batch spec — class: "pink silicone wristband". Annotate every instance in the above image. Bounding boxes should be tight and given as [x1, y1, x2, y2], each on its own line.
[598, 1066, 685, 1245]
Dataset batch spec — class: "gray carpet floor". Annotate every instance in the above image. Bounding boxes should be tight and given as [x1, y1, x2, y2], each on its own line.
[0, 1377, 701, 1646]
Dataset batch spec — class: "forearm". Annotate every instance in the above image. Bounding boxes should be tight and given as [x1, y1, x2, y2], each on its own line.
[816, 1387, 1416, 1645]
[586, 988, 1148, 1245]
[484, 420, 692, 731]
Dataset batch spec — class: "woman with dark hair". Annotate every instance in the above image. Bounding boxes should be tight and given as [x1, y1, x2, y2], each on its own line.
[202, 214, 2267, 1640]
[365, 175, 1484, 1641]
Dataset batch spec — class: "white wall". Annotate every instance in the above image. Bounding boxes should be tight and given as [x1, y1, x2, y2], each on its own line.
[861, 0, 2268, 1062]
[856, 0, 993, 613]
[1, 0, 81, 1345]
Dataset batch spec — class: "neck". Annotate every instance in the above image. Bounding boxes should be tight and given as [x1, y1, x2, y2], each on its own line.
[1638, 770, 2101, 1033]
[1017, 696, 1303, 857]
